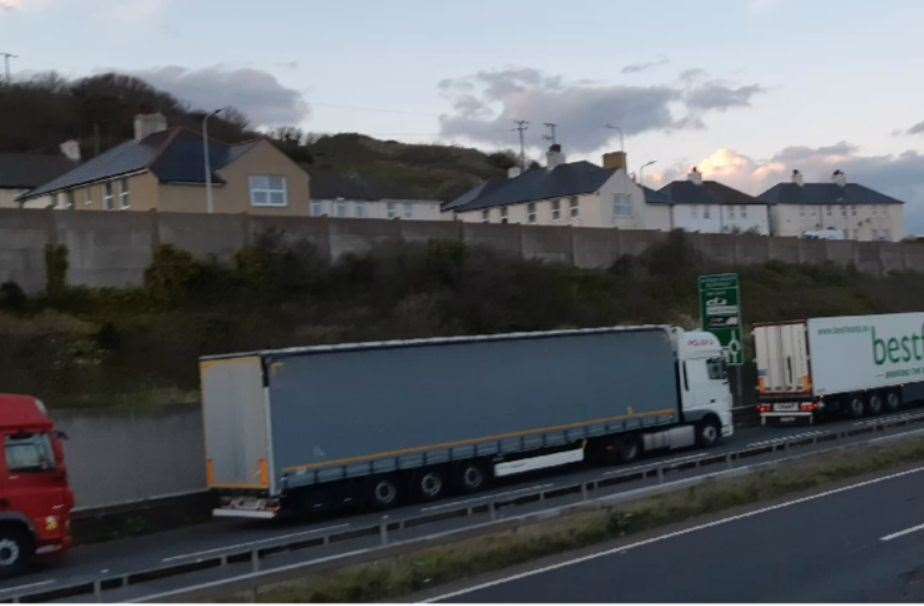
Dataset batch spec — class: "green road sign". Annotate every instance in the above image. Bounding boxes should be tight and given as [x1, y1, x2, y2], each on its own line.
[698, 273, 743, 365]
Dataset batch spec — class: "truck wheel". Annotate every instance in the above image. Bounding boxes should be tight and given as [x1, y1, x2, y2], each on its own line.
[868, 393, 884, 416]
[846, 395, 866, 419]
[886, 391, 902, 412]
[369, 477, 400, 510]
[696, 418, 721, 448]
[416, 470, 445, 501]
[618, 436, 642, 462]
[456, 463, 487, 493]
[0, 528, 33, 578]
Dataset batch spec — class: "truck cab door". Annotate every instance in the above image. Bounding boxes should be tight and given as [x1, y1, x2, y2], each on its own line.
[681, 356, 733, 430]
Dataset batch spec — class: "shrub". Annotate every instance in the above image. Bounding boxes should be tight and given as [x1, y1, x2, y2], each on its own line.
[44, 244, 68, 299]
[0, 281, 26, 311]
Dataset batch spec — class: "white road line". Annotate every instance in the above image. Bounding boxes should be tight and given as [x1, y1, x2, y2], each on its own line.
[0, 579, 56, 593]
[745, 431, 825, 448]
[420, 484, 554, 512]
[425, 464, 924, 602]
[160, 523, 350, 562]
[881, 521, 924, 542]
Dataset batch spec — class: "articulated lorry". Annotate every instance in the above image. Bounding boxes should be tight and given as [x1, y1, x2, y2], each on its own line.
[755, 312, 924, 424]
[200, 326, 733, 519]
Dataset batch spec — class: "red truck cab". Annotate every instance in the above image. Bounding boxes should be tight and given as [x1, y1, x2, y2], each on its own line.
[0, 395, 74, 576]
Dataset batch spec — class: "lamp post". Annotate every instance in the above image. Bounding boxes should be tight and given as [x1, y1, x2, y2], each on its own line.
[604, 123, 625, 151]
[202, 108, 224, 214]
[638, 160, 657, 187]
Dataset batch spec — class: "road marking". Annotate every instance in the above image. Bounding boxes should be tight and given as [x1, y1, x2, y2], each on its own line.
[160, 523, 350, 562]
[425, 464, 924, 602]
[0, 579, 55, 593]
[745, 431, 824, 448]
[880, 521, 924, 542]
[420, 484, 554, 512]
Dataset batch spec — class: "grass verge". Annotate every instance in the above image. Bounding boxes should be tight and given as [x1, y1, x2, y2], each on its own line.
[219, 436, 924, 602]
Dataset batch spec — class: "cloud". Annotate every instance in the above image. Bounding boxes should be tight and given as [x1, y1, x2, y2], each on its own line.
[437, 67, 765, 153]
[621, 57, 669, 74]
[0, 0, 22, 9]
[131, 65, 309, 128]
[907, 120, 924, 135]
[650, 143, 924, 234]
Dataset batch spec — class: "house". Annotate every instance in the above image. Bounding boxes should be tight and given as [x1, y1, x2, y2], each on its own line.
[658, 168, 770, 235]
[448, 145, 671, 231]
[18, 113, 311, 215]
[308, 170, 447, 221]
[758, 169, 904, 242]
[0, 152, 76, 209]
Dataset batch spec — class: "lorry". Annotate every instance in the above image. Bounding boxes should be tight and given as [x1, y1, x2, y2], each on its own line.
[200, 326, 733, 519]
[0, 394, 74, 576]
[755, 312, 924, 424]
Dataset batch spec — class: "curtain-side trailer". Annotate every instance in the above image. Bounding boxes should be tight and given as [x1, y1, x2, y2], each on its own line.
[755, 312, 924, 424]
[200, 326, 733, 519]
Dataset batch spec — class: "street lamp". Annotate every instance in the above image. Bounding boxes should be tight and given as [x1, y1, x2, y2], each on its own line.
[202, 108, 224, 214]
[604, 124, 625, 151]
[638, 160, 657, 187]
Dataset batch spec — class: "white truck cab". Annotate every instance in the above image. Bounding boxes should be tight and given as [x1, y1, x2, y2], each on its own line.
[674, 329, 735, 437]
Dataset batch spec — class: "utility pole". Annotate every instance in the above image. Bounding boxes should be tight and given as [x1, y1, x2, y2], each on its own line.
[203, 108, 225, 214]
[542, 122, 557, 145]
[0, 52, 17, 83]
[604, 123, 625, 151]
[513, 120, 529, 170]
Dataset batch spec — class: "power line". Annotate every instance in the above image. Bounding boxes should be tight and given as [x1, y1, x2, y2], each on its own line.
[513, 120, 529, 169]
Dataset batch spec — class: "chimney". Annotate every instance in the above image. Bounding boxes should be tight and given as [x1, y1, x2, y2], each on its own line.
[791, 169, 804, 187]
[546, 143, 565, 169]
[687, 166, 703, 186]
[832, 169, 847, 187]
[507, 166, 522, 179]
[602, 151, 628, 172]
[59, 139, 81, 162]
[133, 112, 168, 141]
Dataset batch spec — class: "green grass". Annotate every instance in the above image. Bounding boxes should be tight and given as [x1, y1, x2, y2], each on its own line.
[227, 437, 924, 603]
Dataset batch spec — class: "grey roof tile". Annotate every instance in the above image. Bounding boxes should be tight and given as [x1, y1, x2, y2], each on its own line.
[658, 180, 764, 205]
[0, 154, 76, 189]
[758, 182, 904, 205]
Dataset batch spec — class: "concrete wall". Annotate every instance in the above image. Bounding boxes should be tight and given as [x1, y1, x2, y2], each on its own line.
[3, 207, 924, 294]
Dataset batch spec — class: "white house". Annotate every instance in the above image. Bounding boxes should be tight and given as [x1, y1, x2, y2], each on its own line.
[308, 170, 449, 221]
[758, 169, 905, 242]
[0, 150, 76, 209]
[657, 168, 770, 235]
[447, 146, 671, 231]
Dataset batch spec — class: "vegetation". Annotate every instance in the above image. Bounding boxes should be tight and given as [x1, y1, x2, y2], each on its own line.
[1, 231, 922, 409]
[223, 436, 924, 602]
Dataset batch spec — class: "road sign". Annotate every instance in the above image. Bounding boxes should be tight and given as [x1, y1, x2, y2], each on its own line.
[698, 273, 743, 365]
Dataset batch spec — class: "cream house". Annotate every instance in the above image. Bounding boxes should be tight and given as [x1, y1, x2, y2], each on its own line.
[19, 113, 311, 215]
[658, 167, 770, 235]
[308, 170, 449, 221]
[447, 146, 671, 231]
[759, 170, 905, 241]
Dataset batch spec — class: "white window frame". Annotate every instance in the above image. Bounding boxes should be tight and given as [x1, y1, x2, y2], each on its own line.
[527, 202, 537, 223]
[119, 177, 131, 209]
[740, 205, 747, 218]
[703, 205, 711, 219]
[249, 175, 289, 207]
[334, 200, 347, 217]
[612, 193, 633, 220]
[569, 196, 579, 218]
[500, 206, 508, 224]
[310, 201, 323, 217]
[103, 181, 114, 210]
[387, 202, 399, 219]
[481, 209, 489, 223]
[551, 198, 561, 220]
[403, 202, 413, 219]
[354, 202, 366, 218]
[727, 205, 736, 219]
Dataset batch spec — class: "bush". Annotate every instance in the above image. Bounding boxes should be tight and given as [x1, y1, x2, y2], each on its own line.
[45, 244, 68, 299]
[0, 281, 26, 311]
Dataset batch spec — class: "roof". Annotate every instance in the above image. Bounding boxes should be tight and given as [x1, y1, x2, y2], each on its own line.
[0, 394, 52, 431]
[308, 170, 381, 200]
[0, 153, 75, 190]
[757, 182, 904, 205]
[20, 128, 262, 201]
[642, 185, 672, 205]
[449, 161, 615, 212]
[658, 180, 765, 206]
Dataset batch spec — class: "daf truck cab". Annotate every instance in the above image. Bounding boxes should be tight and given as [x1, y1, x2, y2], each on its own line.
[0, 395, 74, 577]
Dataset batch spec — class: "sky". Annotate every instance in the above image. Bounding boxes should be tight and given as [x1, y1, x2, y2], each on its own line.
[4, 0, 924, 232]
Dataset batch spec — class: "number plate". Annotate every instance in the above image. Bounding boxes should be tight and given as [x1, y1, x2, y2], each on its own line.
[774, 402, 799, 412]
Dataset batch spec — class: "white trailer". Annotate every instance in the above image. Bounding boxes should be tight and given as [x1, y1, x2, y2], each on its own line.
[754, 312, 924, 424]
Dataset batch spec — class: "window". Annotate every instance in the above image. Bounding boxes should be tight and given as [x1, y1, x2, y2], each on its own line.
[310, 201, 323, 216]
[354, 202, 366, 218]
[387, 202, 398, 219]
[119, 178, 131, 209]
[527, 202, 537, 223]
[249, 175, 288, 207]
[826, 205, 832, 216]
[569, 196, 579, 218]
[703, 205, 711, 219]
[403, 202, 413, 219]
[692, 205, 699, 218]
[481, 209, 489, 223]
[55, 191, 72, 210]
[851, 205, 857, 216]
[740, 205, 747, 218]
[103, 181, 114, 210]
[552, 199, 561, 220]
[500, 206, 508, 224]
[334, 201, 347, 217]
[840, 205, 847, 217]
[728, 205, 736, 219]
[5, 433, 55, 473]
[706, 357, 728, 381]
[613, 193, 633, 219]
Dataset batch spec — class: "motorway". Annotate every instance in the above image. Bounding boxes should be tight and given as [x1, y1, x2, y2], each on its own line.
[2, 412, 924, 601]
[433, 465, 924, 602]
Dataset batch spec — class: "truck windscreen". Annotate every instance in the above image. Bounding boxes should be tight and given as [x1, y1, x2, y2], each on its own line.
[5, 434, 56, 473]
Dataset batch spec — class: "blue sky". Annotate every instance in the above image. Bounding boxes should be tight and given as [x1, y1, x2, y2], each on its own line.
[4, 0, 924, 231]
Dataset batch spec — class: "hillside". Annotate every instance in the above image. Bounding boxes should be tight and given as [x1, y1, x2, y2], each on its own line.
[1, 72, 514, 202]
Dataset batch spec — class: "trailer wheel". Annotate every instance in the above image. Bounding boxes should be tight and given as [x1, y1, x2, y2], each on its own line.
[696, 418, 721, 448]
[618, 435, 642, 462]
[455, 463, 487, 493]
[416, 470, 445, 501]
[0, 527, 33, 578]
[867, 393, 884, 416]
[845, 395, 866, 419]
[369, 477, 400, 510]
[885, 391, 902, 412]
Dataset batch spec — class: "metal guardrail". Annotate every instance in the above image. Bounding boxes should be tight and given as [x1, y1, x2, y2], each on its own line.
[6, 410, 924, 603]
